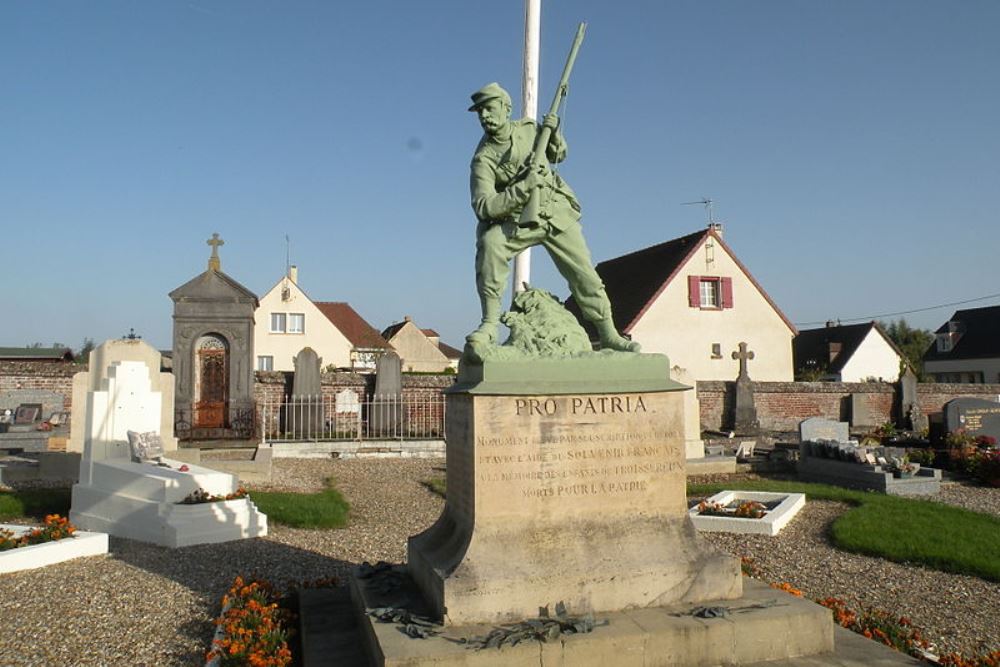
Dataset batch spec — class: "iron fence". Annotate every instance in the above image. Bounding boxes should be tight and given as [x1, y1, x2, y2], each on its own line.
[260, 392, 445, 442]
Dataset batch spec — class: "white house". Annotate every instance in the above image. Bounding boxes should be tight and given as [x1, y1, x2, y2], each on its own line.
[253, 266, 390, 372]
[793, 322, 907, 382]
[569, 225, 796, 382]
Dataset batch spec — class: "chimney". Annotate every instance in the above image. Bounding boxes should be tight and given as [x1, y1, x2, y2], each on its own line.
[404, 315, 412, 322]
[288, 265, 298, 284]
[709, 222, 724, 239]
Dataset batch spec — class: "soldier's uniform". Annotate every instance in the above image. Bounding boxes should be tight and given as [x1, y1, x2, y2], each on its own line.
[468, 83, 623, 347]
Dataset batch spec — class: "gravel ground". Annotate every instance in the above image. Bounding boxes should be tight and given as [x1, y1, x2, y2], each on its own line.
[690, 474, 1000, 658]
[0, 461, 996, 665]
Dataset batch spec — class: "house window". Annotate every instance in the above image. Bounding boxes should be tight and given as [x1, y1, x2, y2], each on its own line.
[688, 275, 734, 309]
[936, 334, 953, 353]
[270, 313, 286, 333]
[700, 280, 719, 307]
[257, 356, 273, 371]
[711, 343, 722, 359]
[288, 313, 305, 334]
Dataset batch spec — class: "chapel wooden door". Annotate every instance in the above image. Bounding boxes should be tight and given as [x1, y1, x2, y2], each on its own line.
[195, 347, 227, 428]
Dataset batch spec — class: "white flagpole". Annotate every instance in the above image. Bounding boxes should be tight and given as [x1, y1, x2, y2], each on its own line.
[513, 0, 540, 295]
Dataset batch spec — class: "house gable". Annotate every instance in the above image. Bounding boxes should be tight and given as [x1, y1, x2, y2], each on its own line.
[839, 326, 905, 382]
[253, 277, 370, 372]
[623, 229, 795, 381]
[382, 319, 452, 373]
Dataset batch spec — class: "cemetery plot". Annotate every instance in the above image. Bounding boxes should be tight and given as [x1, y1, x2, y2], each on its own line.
[0, 522, 108, 574]
[798, 418, 942, 495]
[688, 490, 805, 536]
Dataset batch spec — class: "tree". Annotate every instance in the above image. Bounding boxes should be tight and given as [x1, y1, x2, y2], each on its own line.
[880, 318, 933, 378]
[76, 337, 95, 362]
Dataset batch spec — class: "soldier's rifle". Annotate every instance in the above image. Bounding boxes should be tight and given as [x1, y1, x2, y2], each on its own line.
[519, 22, 586, 227]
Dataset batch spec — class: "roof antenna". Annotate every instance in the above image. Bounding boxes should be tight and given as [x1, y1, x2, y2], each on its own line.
[281, 234, 292, 301]
[681, 197, 717, 226]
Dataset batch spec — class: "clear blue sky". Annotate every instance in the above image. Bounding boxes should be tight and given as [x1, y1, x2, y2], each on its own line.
[3, 1, 998, 351]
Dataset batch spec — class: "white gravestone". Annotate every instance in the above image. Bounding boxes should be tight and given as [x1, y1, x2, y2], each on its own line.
[70, 360, 267, 548]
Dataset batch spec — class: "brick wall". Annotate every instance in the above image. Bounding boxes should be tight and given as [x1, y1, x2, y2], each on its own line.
[698, 380, 1000, 432]
[0, 361, 85, 411]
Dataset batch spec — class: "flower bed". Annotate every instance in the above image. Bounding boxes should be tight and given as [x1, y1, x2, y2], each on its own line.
[180, 486, 249, 505]
[0, 515, 108, 574]
[206, 575, 293, 667]
[0, 514, 76, 550]
[688, 491, 805, 536]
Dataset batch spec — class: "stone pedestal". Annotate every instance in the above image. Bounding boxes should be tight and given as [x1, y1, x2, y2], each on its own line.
[352, 355, 835, 665]
[408, 355, 740, 625]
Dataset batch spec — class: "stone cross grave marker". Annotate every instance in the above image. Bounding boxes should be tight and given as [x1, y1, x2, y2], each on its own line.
[732, 341, 758, 433]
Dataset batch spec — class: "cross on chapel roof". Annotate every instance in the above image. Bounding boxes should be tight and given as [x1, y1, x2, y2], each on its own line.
[207, 233, 224, 271]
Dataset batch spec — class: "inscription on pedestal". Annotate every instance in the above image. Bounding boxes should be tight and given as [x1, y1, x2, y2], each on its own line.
[471, 393, 686, 518]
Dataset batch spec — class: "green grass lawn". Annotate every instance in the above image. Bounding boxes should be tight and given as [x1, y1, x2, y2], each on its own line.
[420, 478, 447, 498]
[0, 487, 72, 521]
[688, 479, 1000, 583]
[250, 478, 350, 529]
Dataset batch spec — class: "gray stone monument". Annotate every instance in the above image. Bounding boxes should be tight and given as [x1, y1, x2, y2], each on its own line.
[850, 393, 876, 429]
[169, 234, 258, 439]
[944, 397, 1000, 442]
[732, 342, 758, 434]
[899, 368, 927, 432]
[291, 347, 324, 438]
[370, 350, 403, 435]
[799, 416, 850, 444]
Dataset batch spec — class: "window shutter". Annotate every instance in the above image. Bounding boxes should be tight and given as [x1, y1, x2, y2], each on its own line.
[688, 275, 701, 307]
[721, 277, 734, 309]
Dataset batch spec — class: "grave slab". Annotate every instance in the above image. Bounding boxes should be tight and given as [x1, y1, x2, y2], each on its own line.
[689, 491, 806, 536]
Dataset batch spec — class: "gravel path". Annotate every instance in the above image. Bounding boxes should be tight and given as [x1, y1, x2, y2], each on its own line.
[690, 474, 1000, 658]
[0, 461, 996, 665]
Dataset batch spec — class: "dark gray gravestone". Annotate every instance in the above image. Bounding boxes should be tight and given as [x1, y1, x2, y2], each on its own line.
[943, 398, 1000, 441]
[291, 347, 324, 438]
[13, 404, 43, 425]
[800, 417, 849, 443]
[0, 390, 64, 420]
[850, 394, 875, 429]
[731, 342, 758, 434]
[370, 351, 404, 435]
[898, 368, 926, 431]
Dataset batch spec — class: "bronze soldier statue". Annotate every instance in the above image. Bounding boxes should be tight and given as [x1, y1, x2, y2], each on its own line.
[465, 81, 639, 361]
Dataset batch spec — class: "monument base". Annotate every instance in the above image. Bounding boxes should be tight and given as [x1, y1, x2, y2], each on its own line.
[410, 356, 741, 626]
[351, 570, 835, 667]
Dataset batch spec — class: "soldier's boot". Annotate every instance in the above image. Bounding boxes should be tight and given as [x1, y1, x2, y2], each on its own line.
[594, 318, 642, 353]
[464, 299, 502, 363]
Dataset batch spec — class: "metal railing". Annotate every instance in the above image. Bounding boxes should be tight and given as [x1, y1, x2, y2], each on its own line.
[260, 392, 445, 442]
[174, 400, 258, 441]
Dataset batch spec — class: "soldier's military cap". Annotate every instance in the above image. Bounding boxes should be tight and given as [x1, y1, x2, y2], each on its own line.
[468, 82, 511, 111]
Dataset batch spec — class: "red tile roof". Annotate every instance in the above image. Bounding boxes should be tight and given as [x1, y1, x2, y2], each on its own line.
[314, 302, 391, 350]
